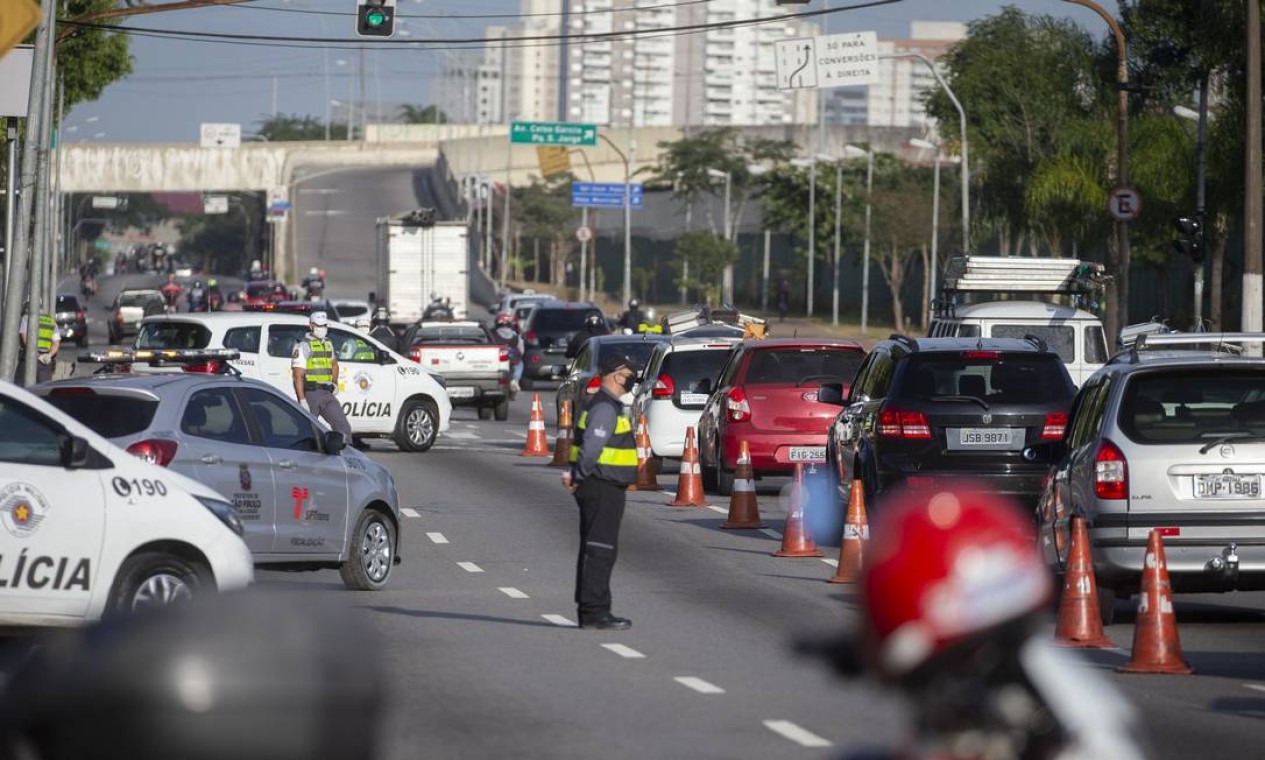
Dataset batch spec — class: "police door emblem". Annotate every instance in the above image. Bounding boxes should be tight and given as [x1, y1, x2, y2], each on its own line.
[240, 463, 252, 491]
[0, 482, 50, 538]
[354, 371, 373, 392]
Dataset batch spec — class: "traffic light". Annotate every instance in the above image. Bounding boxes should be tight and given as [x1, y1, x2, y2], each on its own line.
[1172, 214, 1205, 263]
[356, 0, 395, 38]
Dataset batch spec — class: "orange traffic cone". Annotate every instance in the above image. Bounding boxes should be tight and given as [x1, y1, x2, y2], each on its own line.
[521, 393, 551, 457]
[1120, 530, 1192, 674]
[774, 464, 824, 557]
[720, 440, 765, 529]
[629, 414, 661, 492]
[549, 400, 573, 467]
[828, 480, 868, 583]
[1054, 515, 1114, 648]
[668, 427, 706, 507]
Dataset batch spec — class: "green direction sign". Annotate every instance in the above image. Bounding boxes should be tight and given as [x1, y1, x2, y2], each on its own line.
[510, 121, 598, 147]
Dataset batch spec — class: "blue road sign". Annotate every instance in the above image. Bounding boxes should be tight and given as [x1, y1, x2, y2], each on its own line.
[571, 182, 644, 209]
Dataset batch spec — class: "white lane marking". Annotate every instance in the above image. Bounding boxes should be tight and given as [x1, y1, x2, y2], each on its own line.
[760, 528, 783, 540]
[1244, 683, 1265, 693]
[674, 676, 725, 694]
[499, 587, 530, 599]
[821, 558, 839, 567]
[543, 614, 577, 627]
[401, 508, 422, 518]
[511, 431, 527, 439]
[601, 643, 645, 659]
[426, 532, 448, 544]
[299, 188, 339, 194]
[763, 720, 832, 748]
[457, 561, 483, 573]
[706, 505, 729, 515]
[445, 431, 480, 440]
[303, 209, 345, 216]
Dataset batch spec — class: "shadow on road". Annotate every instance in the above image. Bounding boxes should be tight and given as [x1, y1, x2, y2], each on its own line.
[360, 605, 561, 629]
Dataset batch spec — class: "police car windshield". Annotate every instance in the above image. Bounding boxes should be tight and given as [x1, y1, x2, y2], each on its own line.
[42, 392, 159, 438]
[136, 322, 212, 350]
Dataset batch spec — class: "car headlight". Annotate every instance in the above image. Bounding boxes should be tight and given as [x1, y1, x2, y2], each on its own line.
[197, 496, 245, 537]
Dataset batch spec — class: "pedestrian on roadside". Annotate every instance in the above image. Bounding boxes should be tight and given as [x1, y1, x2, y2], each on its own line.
[776, 276, 791, 322]
[560, 352, 639, 630]
[17, 301, 59, 385]
[291, 311, 352, 438]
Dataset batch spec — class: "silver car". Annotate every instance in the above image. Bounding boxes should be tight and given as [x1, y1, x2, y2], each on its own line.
[35, 370, 402, 590]
[1037, 333, 1265, 623]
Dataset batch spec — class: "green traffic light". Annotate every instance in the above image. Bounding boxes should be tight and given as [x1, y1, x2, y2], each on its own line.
[366, 9, 386, 26]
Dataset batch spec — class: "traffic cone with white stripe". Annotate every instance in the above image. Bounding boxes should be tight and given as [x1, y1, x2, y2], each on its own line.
[828, 480, 868, 583]
[1054, 515, 1114, 648]
[668, 427, 706, 507]
[1119, 530, 1192, 674]
[549, 400, 573, 467]
[629, 414, 661, 491]
[774, 463, 823, 557]
[521, 393, 551, 457]
[721, 440, 765, 529]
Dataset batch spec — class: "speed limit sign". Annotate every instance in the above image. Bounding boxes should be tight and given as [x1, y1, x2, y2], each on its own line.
[1108, 186, 1142, 222]
[575, 225, 593, 243]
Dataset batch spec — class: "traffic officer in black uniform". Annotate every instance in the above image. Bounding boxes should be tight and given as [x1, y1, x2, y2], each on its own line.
[561, 352, 639, 630]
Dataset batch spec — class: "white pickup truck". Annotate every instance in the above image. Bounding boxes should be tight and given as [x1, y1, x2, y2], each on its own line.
[400, 321, 511, 421]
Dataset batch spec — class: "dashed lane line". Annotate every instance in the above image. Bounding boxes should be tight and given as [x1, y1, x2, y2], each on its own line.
[760, 528, 783, 540]
[401, 508, 421, 519]
[499, 587, 530, 599]
[674, 676, 725, 694]
[1244, 683, 1265, 693]
[763, 720, 832, 748]
[444, 431, 480, 440]
[601, 643, 645, 659]
[543, 614, 577, 627]
[706, 505, 729, 515]
[456, 562, 484, 573]
[426, 532, 449, 544]
[821, 558, 839, 567]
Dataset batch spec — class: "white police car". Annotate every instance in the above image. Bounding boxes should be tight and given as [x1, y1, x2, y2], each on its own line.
[0, 381, 253, 627]
[128, 313, 452, 451]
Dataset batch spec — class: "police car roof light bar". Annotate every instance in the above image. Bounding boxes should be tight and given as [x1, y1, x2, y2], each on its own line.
[78, 348, 243, 375]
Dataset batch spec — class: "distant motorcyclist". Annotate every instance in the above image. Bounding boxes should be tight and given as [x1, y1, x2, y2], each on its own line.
[302, 266, 325, 299]
[491, 312, 524, 395]
[187, 280, 208, 312]
[616, 298, 646, 333]
[422, 293, 454, 321]
[566, 312, 609, 359]
[207, 278, 224, 312]
[369, 307, 398, 352]
[160, 275, 182, 312]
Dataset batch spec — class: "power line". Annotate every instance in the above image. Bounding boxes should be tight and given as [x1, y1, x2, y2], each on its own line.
[223, 0, 713, 20]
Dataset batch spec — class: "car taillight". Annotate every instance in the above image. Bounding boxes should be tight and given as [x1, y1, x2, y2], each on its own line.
[726, 387, 751, 422]
[524, 331, 538, 345]
[181, 360, 220, 374]
[585, 376, 602, 395]
[76, 310, 85, 321]
[1041, 412, 1068, 440]
[114, 311, 123, 323]
[498, 347, 509, 362]
[878, 408, 931, 439]
[409, 347, 422, 363]
[1094, 439, 1127, 500]
[962, 350, 1001, 359]
[126, 439, 177, 467]
[652, 375, 675, 398]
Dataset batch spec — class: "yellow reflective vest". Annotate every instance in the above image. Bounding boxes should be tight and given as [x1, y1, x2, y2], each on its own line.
[570, 395, 638, 485]
[305, 338, 335, 383]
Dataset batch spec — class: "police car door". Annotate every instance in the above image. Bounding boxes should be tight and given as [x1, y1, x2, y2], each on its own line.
[0, 395, 104, 621]
[237, 386, 350, 555]
[330, 327, 397, 434]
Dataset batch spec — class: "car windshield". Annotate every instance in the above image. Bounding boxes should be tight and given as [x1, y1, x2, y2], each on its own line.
[135, 322, 212, 349]
[119, 293, 158, 307]
[531, 308, 600, 333]
[990, 324, 1076, 363]
[891, 353, 1074, 404]
[42, 392, 159, 438]
[55, 296, 79, 312]
[660, 349, 731, 392]
[413, 326, 488, 345]
[596, 342, 658, 372]
[1120, 369, 1265, 444]
[743, 348, 864, 386]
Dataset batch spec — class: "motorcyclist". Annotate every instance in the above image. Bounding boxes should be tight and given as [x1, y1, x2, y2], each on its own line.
[811, 485, 1149, 760]
[616, 298, 646, 333]
[271, 282, 288, 302]
[160, 274, 182, 312]
[566, 312, 609, 358]
[490, 312, 524, 395]
[369, 307, 398, 352]
[187, 279, 208, 312]
[303, 266, 325, 299]
[422, 293, 453, 321]
[207, 278, 224, 312]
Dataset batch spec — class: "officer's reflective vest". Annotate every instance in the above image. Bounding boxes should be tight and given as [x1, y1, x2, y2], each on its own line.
[570, 396, 638, 485]
[36, 315, 55, 353]
[305, 337, 334, 383]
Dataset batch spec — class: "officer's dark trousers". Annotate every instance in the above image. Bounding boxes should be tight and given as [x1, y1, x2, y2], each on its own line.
[573, 477, 627, 618]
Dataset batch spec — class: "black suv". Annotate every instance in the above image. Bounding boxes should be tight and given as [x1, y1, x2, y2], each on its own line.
[519, 301, 602, 389]
[822, 336, 1075, 509]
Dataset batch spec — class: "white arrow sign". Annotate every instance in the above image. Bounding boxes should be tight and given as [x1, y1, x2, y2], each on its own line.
[200, 122, 241, 149]
[776, 32, 880, 91]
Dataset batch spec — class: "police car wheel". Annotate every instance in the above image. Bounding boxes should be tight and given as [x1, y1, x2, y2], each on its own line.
[494, 398, 509, 421]
[395, 398, 437, 452]
[478, 406, 493, 420]
[108, 552, 203, 615]
[340, 509, 395, 590]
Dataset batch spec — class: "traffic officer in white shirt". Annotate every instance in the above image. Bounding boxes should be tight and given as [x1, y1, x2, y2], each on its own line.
[17, 303, 60, 385]
[291, 311, 352, 437]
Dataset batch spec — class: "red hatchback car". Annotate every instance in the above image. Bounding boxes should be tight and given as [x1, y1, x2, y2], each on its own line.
[696, 339, 866, 494]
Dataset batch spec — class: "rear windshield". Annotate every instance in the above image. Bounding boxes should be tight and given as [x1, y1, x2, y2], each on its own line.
[337, 303, 369, 318]
[597, 342, 659, 372]
[892, 354, 1074, 404]
[42, 393, 158, 438]
[1121, 369, 1265, 444]
[990, 324, 1076, 363]
[135, 322, 212, 349]
[412, 326, 489, 345]
[742, 348, 864, 386]
[55, 296, 80, 312]
[661, 349, 731, 392]
[530, 308, 601, 333]
[119, 293, 160, 308]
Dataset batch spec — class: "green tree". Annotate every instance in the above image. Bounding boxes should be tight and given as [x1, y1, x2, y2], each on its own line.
[254, 113, 347, 141]
[60, 0, 135, 109]
[672, 230, 737, 307]
[512, 178, 576, 288]
[399, 104, 449, 124]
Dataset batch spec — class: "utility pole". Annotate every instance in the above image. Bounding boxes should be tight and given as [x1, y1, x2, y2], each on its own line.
[1245, 0, 1263, 333]
[24, 8, 57, 387]
[500, 34, 511, 290]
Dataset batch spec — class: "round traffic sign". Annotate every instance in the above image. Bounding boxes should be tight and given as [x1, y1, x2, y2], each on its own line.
[1108, 186, 1142, 222]
[575, 225, 592, 243]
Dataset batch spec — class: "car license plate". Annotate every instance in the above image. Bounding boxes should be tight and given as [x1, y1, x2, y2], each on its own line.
[447, 387, 476, 399]
[1196, 473, 1262, 499]
[957, 428, 1014, 447]
[789, 446, 826, 462]
[679, 392, 708, 406]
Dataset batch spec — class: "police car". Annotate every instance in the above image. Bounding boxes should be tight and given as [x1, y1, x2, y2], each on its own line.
[0, 380, 253, 627]
[128, 313, 452, 451]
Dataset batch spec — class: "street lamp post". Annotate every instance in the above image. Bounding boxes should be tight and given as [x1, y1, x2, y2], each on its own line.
[844, 145, 874, 334]
[910, 138, 943, 313]
[706, 168, 732, 303]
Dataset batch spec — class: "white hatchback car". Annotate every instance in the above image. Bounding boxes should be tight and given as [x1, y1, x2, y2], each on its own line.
[630, 337, 741, 459]
[0, 381, 253, 627]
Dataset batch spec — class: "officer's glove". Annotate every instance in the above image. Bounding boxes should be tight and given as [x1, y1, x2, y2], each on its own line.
[37, 354, 51, 366]
[300, 398, 311, 414]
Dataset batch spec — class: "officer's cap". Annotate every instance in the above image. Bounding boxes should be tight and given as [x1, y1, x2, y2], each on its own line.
[599, 352, 632, 376]
[310, 311, 329, 326]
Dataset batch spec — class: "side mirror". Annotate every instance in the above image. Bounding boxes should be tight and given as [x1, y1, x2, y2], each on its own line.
[324, 430, 348, 454]
[817, 382, 845, 405]
[377, 349, 395, 365]
[60, 435, 90, 468]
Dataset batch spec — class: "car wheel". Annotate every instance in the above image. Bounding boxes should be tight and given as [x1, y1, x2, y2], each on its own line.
[701, 447, 719, 493]
[394, 398, 438, 452]
[1099, 587, 1117, 626]
[340, 509, 395, 591]
[107, 552, 202, 615]
[717, 465, 735, 497]
[478, 406, 493, 420]
[494, 397, 510, 421]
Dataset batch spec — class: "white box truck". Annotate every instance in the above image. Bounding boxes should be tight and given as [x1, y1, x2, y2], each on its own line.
[375, 210, 469, 325]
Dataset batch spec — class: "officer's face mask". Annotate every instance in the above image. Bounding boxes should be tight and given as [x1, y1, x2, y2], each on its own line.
[312, 326, 328, 339]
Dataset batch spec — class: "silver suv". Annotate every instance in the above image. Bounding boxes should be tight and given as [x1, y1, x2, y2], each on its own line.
[1037, 333, 1265, 623]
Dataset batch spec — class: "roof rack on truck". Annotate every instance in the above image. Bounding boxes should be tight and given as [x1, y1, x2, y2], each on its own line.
[935, 256, 1111, 318]
[661, 305, 768, 339]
